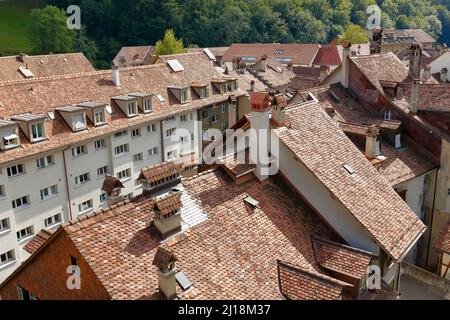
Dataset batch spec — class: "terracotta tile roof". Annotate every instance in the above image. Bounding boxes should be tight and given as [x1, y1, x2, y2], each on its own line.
[23, 229, 53, 255]
[222, 43, 320, 66]
[0, 53, 95, 82]
[274, 102, 426, 261]
[220, 150, 256, 178]
[154, 192, 182, 216]
[139, 161, 182, 184]
[0, 52, 246, 166]
[312, 237, 375, 278]
[292, 66, 320, 78]
[313, 45, 342, 66]
[434, 219, 450, 254]
[399, 83, 450, 113]
[101, 176, 125, 196]
[62, 169, 341, 299]
[113, 46, 155, 67]
[277, 260, 351, 300]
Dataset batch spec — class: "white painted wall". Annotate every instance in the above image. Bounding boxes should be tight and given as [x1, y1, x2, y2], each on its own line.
[430, 51, 450, 82]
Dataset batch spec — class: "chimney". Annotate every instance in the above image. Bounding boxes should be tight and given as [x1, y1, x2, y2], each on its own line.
[365, 126, 381, 160]
[112, 62, 121, 87]
[250, 80, 255, 92]
[440, 67, 448, 83]
[409, 44, 422, 80]
[249, 92, 272, 181]
[271, 93, 287, 127]
[152, 247, 178, 300]
[101, 176, 125, 206]
[341, 40, 351, 89]
[17, 53, 27, 63]
[259, 54, 267, 72]
[153, 192, 182, 239]
[410, 79, 420, 114]
[370, 28, 382, 54]
[423, 64, 431, 81]
[319, 65, 330, 82]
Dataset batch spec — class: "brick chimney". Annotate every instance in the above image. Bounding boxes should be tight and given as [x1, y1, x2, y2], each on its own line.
[423, 64, 431, 81]
[112, 61, 121, 87]
[249, 92, 272, 181]
[365, 126, 381, 160]
[153, 192, 183, 239]
[440, 67, 448, 83]
[271, 93, 287, 127]
[410, 79, 420, 114]
[152, 247, 178, 300]
[370, 28, 382, 54]
[341, 40, 351, 89]
[101, 176, 125, 206]
[409, 44, 422, 80]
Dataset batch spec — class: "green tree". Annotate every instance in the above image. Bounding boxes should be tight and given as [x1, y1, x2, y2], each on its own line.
[155, 29, 187, 55]
[75, 28, 98, 63]
[338, 24, 369, 44]
[29, 5, 76, 54]
[396, 15, 411, 29]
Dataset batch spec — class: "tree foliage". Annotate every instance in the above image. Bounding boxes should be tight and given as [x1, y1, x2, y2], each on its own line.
[155, 29, 186, 55]
[338, 24, 369, 44]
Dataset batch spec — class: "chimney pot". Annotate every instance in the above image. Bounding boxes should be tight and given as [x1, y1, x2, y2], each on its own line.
[424, 65, 431, 80]
[440, 67, 448, 82]
[153, 247, 178, 300]
[365, 125, 381, 159]
[112, 61, 121, 87]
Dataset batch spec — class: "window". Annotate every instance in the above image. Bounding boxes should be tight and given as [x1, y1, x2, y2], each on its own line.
[97, 165, 108, 176]
[40, 185, 58, 201]
[133, 153, 143, 162]
[166, 128, 176, 137]
[221, 104, 227, 114]
[75, 173, 90, 185]
[0, 185, 5, 197]
[180, 90, 188, 103]
[78, 199, 93, 213]
[384, 110, 393, 120]
[72, 145, 86, 157]
[99, 193, 107, 203]
[0, 218, 10, 232]
[167, 150, 177, 160]
[17, 226, 34, 241]
[7, 164, 24, 177]
[148, 147, 159, 156]
[3, 133, 19, 149]
[114, 130, 128, 137]
[114, 143, 129, 155]
[220, 83, 227, 94]
[127, 102, 137, 116]
[144, 98, 152, 113]
[229, 80, 238, 91]
[221, 122, 228, 130]
[131, 128, 141, 137]
[117, 168, 131, 180]
[31, 123, 45, 140]
[448, 188, 450, 195]
[73, 114, 86, 131]
[17, 286, 38, 301]
[199, 87, 209, 99]
[94, 110, 106, 125]
[147, 124, 157, 132]
[134, 179, 142, 187]
[0, 250, 15, 266]
[94, 139, 106, 150]
[211, 115, 218, 123]
[202, 109, 209, 119]
[36, 155, 54, 168]
[166, 116, 176, 122]
[12, 196, 29, 209]
[44, 213, 62, 228]
[70, 255, 78, 266]
[180, 114, 187, 122]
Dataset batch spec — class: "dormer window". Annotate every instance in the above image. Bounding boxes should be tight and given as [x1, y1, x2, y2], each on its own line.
[73, 114, 86, 131]
[94, 109, 105, 125]
[112, 95, 139, 118]
[199, 87, 209, 98]
[180, 90, 188, 103]
[191, 83, 209, 99]
[129, 93, 154, 114]
[55, 105, 87, 132]
[0, 120, 20, 151]
[31, 123, 44, 140]
[168, 85, 189, 104]
[77, 101, 108, 127]
[144, 99, 152, 112]
[10, 114, 46, 143]
[212, 79, 228, 94]
[128, 102, 137, 116]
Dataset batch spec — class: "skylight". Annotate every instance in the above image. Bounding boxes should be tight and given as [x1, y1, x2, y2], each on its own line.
[18, 66, 34, 78]
[156, 94, 165, 102]
[175, 271, 192, 291]
[244, 196, 259, 209]
[203, 48, 216, 61]
[105, 105, 113, 115]
[47, 112, 56, 120]
[167, 59, 184, 72]
[343, 164, 355, 175]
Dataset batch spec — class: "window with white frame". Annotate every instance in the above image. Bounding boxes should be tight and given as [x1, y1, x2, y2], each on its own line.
[148, 147, 158, 156]
[0, 218, 10, 232]
[199, 87, 209, 99]
[384, 110, 393, 120]
[117, 168, 131, 180]
[40, 185, 58, 201]
[75, 173, 90, 185]
[99, 193, 107, 203]
[72, 145, 87, 157]
[31, 122, 45, 140]
[180, 89, 188, 103]
[78, 199, 93, 213]
[201, 109, 208, 119]
[44, 213, 62, 228]
[180, 114, 187, 122]
[114, 143, 129, 155]
[166, 116, 176, 122]
[221, 122, 228, 130]
[0, 250, 15, 266]
[211, 115, 218, 123]
[7, 164, 24, 177]
[94, 110, 106, 125]
[16, 226, 34, 241]
[147, 124, 157, 132]
[144, 98, 152, 113]
[127, 102, 137, 116]
[12, 195, 29, 209]
[166, 128, 176, 137]
[72, 114, 86, 131]
[3, 131, 19, 149]
[97, 165, 108, 176]
[36, 155, 54, 169]
[114, 130, 128, 137]
[220, 103, 227, 114]
[131, 128, 141, 137]
[94, 139, 106, 150]
[133, 153, 143, 162]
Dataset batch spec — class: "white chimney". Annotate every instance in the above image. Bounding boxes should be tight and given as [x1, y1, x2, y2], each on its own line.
[440, 67, 448, 83]
[152, 247, 177, 300]
[365, 126, 380, 160]
[341, 40, 351, 89]
[153, 192, 182, 239]
[319, 65, 330, 83]
[112, 62, 121, 87]
[423, 64, 431, 81]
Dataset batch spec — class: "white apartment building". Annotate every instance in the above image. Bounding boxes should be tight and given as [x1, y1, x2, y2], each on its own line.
[0, 51, 247, 282]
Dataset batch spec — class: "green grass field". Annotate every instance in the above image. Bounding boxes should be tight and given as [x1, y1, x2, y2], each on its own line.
[0, 1, 46, 56]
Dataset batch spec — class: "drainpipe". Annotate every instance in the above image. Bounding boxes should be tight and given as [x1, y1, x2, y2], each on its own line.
[62, 147, 73, 221]
[425, 169, 439, 269]
[160, 120, 165, 162]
